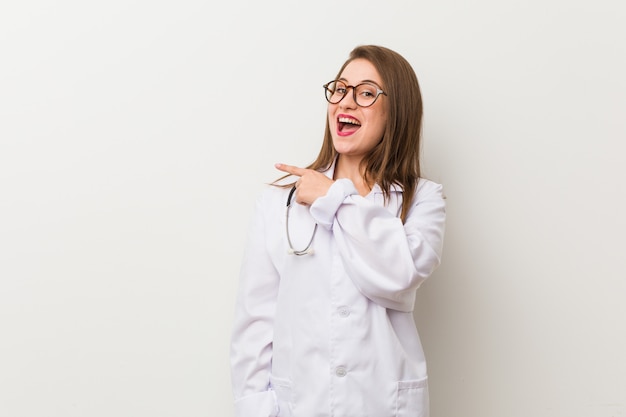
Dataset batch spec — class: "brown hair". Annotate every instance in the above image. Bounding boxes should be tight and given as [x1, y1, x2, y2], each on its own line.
[279, 45, 423, 223]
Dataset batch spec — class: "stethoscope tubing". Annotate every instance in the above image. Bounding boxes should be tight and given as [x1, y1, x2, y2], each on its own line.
[285, 186, 318, 256]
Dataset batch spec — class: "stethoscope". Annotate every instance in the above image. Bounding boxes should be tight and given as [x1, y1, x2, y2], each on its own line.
[285, 186, 318, 255]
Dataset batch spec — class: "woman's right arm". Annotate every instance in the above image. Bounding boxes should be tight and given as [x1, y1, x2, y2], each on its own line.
[230, 191, 280, 417]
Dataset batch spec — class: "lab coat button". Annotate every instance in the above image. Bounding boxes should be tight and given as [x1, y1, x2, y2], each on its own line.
[335, 366, 347, 377]
[338, 306, 351, 318]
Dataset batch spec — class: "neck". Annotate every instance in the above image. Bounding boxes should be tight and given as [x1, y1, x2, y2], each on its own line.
[334, 155, 372, 196]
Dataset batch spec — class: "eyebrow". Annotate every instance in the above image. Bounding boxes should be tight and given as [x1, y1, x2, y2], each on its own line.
[338, 77, 383, 88]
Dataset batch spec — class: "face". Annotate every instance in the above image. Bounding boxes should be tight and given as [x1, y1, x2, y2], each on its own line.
[328, 58, 387, 161]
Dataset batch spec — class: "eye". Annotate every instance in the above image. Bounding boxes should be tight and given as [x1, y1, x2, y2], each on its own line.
[357, 84, 378, 98]
[327, 81, 348, 96]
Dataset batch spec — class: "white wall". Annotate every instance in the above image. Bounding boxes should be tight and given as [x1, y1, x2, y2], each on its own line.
[1, 1, 624, 416]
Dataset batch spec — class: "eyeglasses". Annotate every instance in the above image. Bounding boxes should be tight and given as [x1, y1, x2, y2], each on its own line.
[323, 80, 387, 107]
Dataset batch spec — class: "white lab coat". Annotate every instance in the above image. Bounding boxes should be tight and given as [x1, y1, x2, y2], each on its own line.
[230, 164, 446, 417]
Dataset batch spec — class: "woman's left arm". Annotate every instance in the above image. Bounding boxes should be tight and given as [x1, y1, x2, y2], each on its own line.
[309, 178, 446, 312]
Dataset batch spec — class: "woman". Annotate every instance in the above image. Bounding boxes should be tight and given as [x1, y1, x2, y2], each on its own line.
[230, 45, 446, 417]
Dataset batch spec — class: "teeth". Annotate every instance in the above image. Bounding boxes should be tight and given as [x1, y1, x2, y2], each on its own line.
[338, 117, 361, 126]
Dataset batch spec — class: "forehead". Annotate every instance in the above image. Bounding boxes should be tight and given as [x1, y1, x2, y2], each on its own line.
[339, 58, 383, 85]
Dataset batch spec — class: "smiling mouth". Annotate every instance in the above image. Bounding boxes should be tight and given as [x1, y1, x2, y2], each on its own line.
[337, 116, 361, 133]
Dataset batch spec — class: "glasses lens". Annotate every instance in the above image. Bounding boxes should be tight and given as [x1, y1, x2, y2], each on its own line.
[354, 83, 379, 107]
[325, 80, 346, 104]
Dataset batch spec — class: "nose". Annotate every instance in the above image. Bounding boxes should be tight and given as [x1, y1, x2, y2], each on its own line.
[339, 87, 358, 109]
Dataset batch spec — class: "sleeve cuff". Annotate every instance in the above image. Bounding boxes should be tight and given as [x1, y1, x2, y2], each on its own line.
[309, 178, 358, 230]
[234, 390, 278, 417]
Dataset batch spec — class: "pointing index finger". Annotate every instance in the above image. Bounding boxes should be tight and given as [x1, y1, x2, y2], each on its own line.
[275, 163, 307, 177]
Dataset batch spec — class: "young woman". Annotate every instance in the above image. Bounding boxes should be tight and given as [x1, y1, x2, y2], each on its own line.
[230, 45, 446, 417]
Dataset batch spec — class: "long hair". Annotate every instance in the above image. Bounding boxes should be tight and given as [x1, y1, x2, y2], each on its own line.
[278, 45, 423, 223]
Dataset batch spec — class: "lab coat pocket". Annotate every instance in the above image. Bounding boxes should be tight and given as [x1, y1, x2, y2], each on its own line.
[269, 375, 293, 417]
[395, 377, 429, 417]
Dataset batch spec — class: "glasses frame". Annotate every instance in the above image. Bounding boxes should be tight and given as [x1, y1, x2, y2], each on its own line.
[323, 80, 387, 107]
